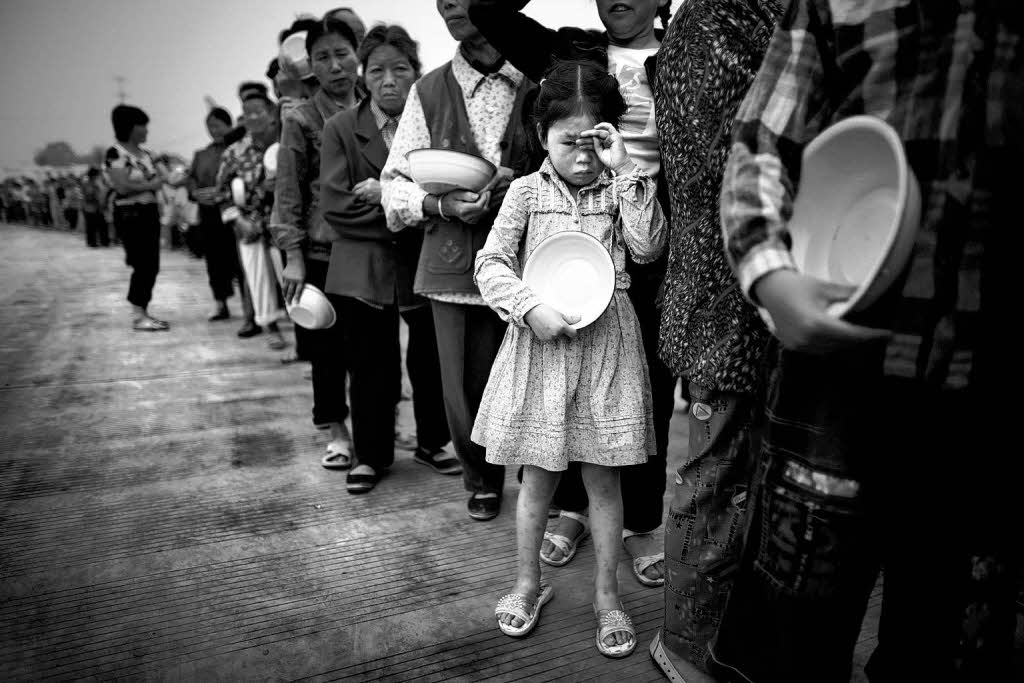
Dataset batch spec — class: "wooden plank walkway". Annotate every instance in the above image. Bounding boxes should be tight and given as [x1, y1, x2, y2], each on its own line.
[0, 222, 878, 681]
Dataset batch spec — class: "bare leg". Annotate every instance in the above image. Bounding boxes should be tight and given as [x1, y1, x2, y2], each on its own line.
[497, 465, 560, 628]
[582, 463, 631, 648]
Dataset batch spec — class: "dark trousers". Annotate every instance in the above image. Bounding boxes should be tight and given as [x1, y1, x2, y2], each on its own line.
[116, 203, 161, 309]
[84, 211, 109, 247]
[64, 208, 78, 230]
[663, 383, 760, 671]
[711, 348, 1021, 683]
[551, 276, 676, 532]
[431, 300, 506, 495]
[339, 298, 449, 471]
[297, 259, 348, 427]
[200, 206, 238, 302]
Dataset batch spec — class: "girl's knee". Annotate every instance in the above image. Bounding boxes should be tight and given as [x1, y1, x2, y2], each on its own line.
[581, 463, 621, 495]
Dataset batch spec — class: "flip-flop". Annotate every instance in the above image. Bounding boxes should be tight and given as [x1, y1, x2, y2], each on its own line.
[595, 603, 636, 658]
[320, 443, 351, 470]
[649, 629, 688, 682]
[540, 511, 590, 567]
[495, 583, 553, 637]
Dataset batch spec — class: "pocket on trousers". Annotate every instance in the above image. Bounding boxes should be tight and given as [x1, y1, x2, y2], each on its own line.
[753, 466, 865, 599]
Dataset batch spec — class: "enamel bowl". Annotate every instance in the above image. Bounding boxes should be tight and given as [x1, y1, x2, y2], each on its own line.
[263, 142, 280, 178]
[279, 31, 314, 81]
[522, 231, 615, 330]
[760, 116, 922, 330]
[230, 177, 246, 207]
[406, 148, 496, 195]
[287, 284, 336, 330]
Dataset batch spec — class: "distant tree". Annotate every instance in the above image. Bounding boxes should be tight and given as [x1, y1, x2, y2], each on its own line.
[33, 141, 77, 167]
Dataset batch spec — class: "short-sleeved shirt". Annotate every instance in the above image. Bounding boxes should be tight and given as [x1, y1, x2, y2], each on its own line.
[104, 143, 158, 206]
[607, 45, 661, 179]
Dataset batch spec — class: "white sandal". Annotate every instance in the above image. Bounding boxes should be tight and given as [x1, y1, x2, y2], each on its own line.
[623, 528, 665, 587]
[320, 442, 351, 470]
[540, 511, 590, 567]
[595, 602, 636, 658]
[494, 583, 553, 637]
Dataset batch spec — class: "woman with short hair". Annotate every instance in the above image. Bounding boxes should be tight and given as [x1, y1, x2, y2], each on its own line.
[105, 104, 169, 331]
[320, 24, 453, 492]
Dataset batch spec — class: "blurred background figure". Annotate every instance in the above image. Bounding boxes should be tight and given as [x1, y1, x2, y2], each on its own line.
[81, 167, 110, 247]
[188, 106, 254, 323]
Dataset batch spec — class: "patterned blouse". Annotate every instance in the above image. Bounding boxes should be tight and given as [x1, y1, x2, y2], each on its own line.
[654, 0, 781, 395]
[104, 143, 159, 206]
[216, 134, 274, 236]
[475, 157, 666, 327]
[381, 48, 525, 306]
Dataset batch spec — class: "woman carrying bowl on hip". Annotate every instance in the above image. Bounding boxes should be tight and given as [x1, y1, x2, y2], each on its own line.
[319, 24, 453, 492]
[105, 104, 170, 331]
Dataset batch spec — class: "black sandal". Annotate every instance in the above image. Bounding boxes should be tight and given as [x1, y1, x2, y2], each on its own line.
[413, 447, 462, 475]
[346, 466, 382, 494]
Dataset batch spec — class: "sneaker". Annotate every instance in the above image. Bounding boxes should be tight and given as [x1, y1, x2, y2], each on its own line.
[208, 305, 230, 321]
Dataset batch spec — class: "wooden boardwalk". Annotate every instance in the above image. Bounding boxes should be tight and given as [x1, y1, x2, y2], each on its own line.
[0, 222, 879, 681]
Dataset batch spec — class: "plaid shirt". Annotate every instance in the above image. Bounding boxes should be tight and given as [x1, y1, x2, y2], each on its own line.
[721, 1, 1021, 390]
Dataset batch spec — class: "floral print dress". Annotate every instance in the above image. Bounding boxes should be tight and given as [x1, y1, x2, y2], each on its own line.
[472, 158, 666, 471]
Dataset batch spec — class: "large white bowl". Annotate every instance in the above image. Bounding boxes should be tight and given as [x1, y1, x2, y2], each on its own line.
[788, 115, 922, 318]
[522, 231, 615, 330]
[287, 284, 336, 330]
[263, 142, 280, 178]
[279, 31, 314, 81]
[406, 148, 496, 195]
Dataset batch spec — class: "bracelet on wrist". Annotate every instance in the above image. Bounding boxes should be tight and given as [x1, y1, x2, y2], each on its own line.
[436, 194, 449, 220]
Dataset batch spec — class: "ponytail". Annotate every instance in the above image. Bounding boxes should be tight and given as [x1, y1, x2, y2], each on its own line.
[657, 3, 672, 31]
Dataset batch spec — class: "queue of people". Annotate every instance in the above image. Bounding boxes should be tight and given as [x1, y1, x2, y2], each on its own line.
[16, 0, 1014, 679]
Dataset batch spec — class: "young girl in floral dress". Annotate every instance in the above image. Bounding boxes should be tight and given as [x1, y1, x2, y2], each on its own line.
[473, 61, 665, 658]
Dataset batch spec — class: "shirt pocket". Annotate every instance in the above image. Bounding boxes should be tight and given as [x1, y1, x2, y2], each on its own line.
[424, 221, 474, 275]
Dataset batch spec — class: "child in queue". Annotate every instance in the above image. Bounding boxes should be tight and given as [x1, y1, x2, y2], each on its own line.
[473, 61, 666, 658]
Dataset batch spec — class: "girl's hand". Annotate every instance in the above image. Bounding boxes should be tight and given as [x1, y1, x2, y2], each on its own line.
[754, 269, 891, 354]
[353, 178, 382, 205]
[577, 122, 634, 176]
[524, 304, 583, 342]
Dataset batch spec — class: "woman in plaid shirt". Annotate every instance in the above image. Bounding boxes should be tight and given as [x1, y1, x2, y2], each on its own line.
[712, 2, 1021, 681]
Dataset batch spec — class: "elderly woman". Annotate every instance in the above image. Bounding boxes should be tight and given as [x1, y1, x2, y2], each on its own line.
[105, 104, 169, 331]
[320, 24, 453, 494]
[216, 82, 287, 349]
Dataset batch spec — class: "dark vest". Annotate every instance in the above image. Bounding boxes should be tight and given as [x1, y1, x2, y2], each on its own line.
[412, 62, 535, 296]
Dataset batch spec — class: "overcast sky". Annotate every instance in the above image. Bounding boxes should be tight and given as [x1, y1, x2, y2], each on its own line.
[0, 1, 681, 172]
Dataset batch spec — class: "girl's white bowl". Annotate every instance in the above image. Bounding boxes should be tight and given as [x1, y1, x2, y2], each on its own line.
[287, 284, 336, 330]
[406, 148, 496, 195]
[522, 231, 616, 330]
[787, 115, 922, 318]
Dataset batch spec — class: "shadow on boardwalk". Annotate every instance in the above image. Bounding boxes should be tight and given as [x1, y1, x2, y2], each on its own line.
[0, 223, 881, 681]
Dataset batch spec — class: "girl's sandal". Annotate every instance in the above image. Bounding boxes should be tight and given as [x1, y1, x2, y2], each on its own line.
[594, 603, 636, 658]
[623, 528, 665, 587]
[494, 583, 553, 637]
[540, 511, 590, 567]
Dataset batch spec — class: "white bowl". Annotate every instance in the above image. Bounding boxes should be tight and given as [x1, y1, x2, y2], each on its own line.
[230, 177, 246, 207]
[787, 115, 921, 318]
[287, 284, 336, 330]
[279, 31, 313, 81]
[522, 231, 615, 330]
[406, 148, 496, 195]
[263, 142, 279, 178]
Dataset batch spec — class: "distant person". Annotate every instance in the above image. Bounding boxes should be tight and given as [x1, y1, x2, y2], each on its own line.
[188, 107, 254, 323]
[105, 104, 170, 331]
[217, 82, 288, 349]
[81, 168, 110, 247]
